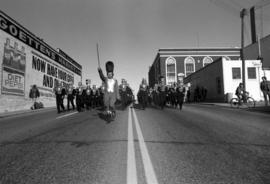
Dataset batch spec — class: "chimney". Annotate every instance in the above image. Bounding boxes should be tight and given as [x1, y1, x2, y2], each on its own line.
[250, 7, 257, 44]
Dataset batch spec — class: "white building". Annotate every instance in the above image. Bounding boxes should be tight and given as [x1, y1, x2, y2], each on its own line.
[184, 57, 270, 102]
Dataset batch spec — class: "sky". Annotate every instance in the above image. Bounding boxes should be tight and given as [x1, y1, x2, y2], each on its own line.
[0, 0, 270, 94]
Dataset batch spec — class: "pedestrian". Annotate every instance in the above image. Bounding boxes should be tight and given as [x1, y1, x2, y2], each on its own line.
[137, 78, 148, 110]
[91, 85, 99, 108]
[55, 84, 66, 113]
[260, 76, 270, 106]
[85, 85, 92, 110]
[186, 88, 191, 103]
[98, 61, 120, 118]
[119, 79, 128, 109]
[76, 82, 85, 112]
[29, 84, 40, 110]
[67, 83, 76, 110]
[176, 81, 185, 110]
[158, 76, 166, 109]
[152, 83, 159, 107]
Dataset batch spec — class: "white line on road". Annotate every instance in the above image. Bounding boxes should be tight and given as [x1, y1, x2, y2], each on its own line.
[127, 107, 138, 184]
[132, 108, 159, 184]
[56, 112, 78, 119]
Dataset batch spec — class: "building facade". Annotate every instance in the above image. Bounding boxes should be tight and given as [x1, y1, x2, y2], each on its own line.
[184, 57, 270, 102]
[148, 48, 240, 87]
[0, 11, 82, 112]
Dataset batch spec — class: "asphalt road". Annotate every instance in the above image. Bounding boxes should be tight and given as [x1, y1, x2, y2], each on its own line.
[0, 104, 270, 184]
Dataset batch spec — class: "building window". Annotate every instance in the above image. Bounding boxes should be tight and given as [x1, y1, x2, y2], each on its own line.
[165, 56, 176, 85]
[232, 67, 241, 79]
[248, 67, 256, 79]
[184, 56, 195, 76]
[203, 56, 213, 67]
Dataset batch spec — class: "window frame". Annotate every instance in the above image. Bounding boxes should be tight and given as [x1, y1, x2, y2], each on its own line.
[232, 67, 241, 79]
[203, 56, 213, 67]
[247, 67, 257, 79]
[184, 56, 195, 77]
[165, 56, 177, 85]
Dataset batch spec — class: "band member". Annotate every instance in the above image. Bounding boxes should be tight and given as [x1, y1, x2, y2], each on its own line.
[91, 85, 99, 108]
[152, 83, 159, 107]
[119, 79, 128, 109]
[98, 61, 120, 118]
[76, 82, 85, 112]
[98, 82, 105, 109]
[67, 83, 76, 110]
[85, 85, 92, 110]
[176, 81, 185, 110]
[158, 76, 166, 109]
[137, 78, 148, 110]
[55, 83, 66, 113]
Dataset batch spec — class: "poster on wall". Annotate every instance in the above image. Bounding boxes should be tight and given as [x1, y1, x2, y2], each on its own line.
[1, 38, 26, 96]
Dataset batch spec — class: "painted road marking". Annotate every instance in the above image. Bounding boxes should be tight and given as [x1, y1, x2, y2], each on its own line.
[132, 108, 159, 184]
[56, 112, 78, 119]
[127, 107, 138, 184]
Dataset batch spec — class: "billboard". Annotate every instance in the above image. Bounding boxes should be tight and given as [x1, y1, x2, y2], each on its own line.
[1, 38, 25, 95]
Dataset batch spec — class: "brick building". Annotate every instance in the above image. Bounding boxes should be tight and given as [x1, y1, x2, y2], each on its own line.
[148, 48, 240, 87]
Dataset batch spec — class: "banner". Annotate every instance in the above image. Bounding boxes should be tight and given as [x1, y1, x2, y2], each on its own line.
[1, 38, 25, 96]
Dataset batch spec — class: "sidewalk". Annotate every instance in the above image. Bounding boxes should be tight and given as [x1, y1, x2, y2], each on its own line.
[0, 106, 56, 118]
[197, 101, 270, 113]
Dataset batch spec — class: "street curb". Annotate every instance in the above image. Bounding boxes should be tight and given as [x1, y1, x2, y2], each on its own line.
[0, 106, 56, 118]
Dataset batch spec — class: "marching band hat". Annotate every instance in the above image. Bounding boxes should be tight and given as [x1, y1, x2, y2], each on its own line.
[106, 61, 114, 73]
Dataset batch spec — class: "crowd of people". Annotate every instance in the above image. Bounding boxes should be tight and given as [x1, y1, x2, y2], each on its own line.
[53, 80, 134, 114]
[137, 76, 187, 111]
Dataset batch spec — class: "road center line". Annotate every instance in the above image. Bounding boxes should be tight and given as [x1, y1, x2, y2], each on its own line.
[132, 108, 159, 184]
[127, 107, 138, 184]
[56, 112, 78, 119]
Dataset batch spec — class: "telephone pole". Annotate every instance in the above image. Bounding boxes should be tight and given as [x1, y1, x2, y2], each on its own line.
[240, 8, 247, 91]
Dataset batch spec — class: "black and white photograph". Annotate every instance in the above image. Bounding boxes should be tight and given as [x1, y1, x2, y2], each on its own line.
[1, 0, 270, 183]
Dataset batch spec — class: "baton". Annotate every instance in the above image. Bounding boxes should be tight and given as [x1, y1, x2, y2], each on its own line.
[96, 43, 100, 68]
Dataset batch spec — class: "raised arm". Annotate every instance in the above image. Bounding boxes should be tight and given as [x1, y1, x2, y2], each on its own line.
[98, 67, 106, 82]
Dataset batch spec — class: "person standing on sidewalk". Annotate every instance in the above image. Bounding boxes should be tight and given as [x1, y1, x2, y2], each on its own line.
[260, 76, 270, 106]
[29, 84, 40, 110]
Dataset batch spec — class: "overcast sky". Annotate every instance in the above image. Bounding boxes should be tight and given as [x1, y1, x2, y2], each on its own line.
[1, 0, 270, 93]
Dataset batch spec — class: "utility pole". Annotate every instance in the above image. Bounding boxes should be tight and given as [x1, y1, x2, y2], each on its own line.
[240, 8, 247, 91]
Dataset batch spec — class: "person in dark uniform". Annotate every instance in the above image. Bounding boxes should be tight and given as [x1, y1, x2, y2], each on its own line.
[137, 78, 148, 110]
[55, 83, 66, 113]
[91, 85, 99, 109]
[176, 81, 185, 110]
[158, 76, 166, 109]
[152, 83, 159, 107]
[85, 85, 92, 110]
[67, 83, 76, 110]
[119, 79, 128, 110]
[76, 82, 85, 112]
[169, 85, 177, 108]
[148, 87, 153, 107]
